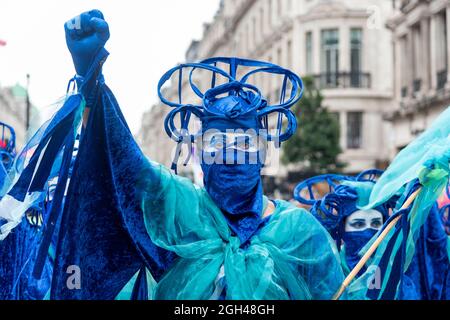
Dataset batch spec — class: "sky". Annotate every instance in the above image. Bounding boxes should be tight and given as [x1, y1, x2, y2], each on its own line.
[0, 0, 221, 134]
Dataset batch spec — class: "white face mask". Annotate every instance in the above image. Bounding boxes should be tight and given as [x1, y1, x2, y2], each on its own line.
[344, 209, 384, 232]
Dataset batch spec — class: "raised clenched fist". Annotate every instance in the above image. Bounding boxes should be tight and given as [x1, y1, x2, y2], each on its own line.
[65, 9, 110, 76]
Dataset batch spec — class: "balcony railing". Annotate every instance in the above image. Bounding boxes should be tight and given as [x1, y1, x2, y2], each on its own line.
[437, 70, 448, 90]
[312, 72, 371, 89]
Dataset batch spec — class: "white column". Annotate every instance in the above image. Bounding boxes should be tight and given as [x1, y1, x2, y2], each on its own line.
[340, 111, 347, 151]
[394, 37, 402, 101]
[430, 14, 437, 91]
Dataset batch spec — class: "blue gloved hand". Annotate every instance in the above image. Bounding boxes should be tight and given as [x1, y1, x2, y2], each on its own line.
[65, 9, 110, 77]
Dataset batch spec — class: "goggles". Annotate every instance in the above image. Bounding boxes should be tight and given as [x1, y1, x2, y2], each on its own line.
[201, 132, 263, 154]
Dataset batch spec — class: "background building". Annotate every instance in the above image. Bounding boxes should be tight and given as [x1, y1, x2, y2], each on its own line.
[0, 83, 40, 151]
[386, 0, 450, 158]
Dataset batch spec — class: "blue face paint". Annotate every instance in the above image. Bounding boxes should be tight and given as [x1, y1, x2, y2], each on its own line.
[343, 228, 379, 270]
[199, 88, 266, 243]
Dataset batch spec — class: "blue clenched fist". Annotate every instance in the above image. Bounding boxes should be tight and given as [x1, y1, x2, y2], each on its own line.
[65, 9, 110, 77]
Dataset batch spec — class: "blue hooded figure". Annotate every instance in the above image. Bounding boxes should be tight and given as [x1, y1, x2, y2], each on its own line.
[294, 170, 391, 276]
[0, 10, 345, 300]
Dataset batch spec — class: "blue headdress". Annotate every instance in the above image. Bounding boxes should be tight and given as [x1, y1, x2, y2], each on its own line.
[294, 170, 390, 247]
[294, 170, 394, 272]
[158, 57, 303, 168]
[158, 57, 303, 243]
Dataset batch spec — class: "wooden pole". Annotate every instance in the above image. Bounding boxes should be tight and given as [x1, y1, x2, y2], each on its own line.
[332, 188, 421, 300]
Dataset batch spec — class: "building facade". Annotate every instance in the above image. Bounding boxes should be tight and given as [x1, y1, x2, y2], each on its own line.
[0, 84, 29, 150]
[0, 83, 40, 153]
[139, 0, 397, 177]
[386, 0, 450, 158]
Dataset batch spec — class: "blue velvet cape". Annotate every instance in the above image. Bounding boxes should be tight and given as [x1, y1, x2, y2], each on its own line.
[49, 77, 176, 299]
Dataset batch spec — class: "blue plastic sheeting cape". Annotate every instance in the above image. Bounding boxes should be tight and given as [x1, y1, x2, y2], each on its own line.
[140, 165, 345, 299]
[347, 107, 450, 300]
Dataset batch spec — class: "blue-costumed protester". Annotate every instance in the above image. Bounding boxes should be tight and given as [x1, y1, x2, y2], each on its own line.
[293, 170, 391, 276]
[0, 10, 344, 300]
[345, 107, 450, 300]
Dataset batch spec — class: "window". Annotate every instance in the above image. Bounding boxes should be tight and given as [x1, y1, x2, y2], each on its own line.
[436, 11, 448, 89]
[412, 24, 422, 92]
[400, 35, 409, 97]
[347, 112, 363, 149]
[350, 28, 362, 87]
[305, 32, 313, 74]
[321, 29, 339, 87]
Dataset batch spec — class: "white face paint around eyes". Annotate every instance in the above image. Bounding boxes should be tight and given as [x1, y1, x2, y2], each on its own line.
[201, 132, 262, 153]
[344, 209, 384, 232]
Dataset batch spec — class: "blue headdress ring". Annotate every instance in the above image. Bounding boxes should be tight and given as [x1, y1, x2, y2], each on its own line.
[293, 174, 350, 205]
[158, 62, 234, 109]
[241, 65, 303, 143]
[196, 57, 303, 110]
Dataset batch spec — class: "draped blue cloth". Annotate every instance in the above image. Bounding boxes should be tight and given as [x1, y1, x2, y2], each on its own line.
[49, 63, 176, 299]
